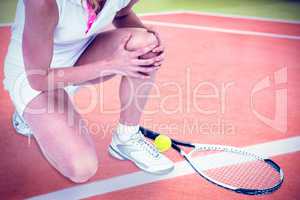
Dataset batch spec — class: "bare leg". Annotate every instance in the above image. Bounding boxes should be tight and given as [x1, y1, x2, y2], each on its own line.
[23, 89, 98, 183]
[119, 72, 156, 125]
[119, 29, 159, 125]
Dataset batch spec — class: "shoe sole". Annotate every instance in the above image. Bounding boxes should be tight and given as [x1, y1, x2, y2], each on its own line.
[108, 145, 127, 160]
[108, 145, 174, 175]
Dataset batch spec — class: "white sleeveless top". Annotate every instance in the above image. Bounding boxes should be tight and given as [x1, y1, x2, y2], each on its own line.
[6, 0, 130, 68]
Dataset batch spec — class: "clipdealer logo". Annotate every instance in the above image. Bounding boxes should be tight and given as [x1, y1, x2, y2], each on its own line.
[250, 67, 287, 133]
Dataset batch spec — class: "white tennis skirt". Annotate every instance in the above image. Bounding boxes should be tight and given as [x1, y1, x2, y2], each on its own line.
[3, 38, 95, 116]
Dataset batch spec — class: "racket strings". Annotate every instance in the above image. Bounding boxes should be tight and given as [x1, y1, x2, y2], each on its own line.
[191, 150, 281, 190]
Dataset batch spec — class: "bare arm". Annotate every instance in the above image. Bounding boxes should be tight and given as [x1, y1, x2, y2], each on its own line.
[113, 0, 146, 29]
[23, 0, 114, 91]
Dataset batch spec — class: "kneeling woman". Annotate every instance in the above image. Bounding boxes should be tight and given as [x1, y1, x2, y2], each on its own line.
[3, 0, 174, 183]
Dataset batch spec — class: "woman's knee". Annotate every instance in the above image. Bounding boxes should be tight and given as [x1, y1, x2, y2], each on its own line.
[124, 28, 161, 71]
[125, 28, 158, 52]
[66, 151, 99, 183]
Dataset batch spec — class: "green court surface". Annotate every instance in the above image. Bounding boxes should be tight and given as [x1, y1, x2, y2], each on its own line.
[1, 0, 300, 24]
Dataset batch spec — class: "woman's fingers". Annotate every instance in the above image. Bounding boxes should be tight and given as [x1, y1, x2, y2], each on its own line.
[131, 66, 160, 73]
[155, 51, 165, 62]
[131, 52, 164, 66]
[152, 45, 164, 53]
[131, 57, 156, 66]
[130, 44, 157, 58]
[154, 61, 163, 67]
[129, 71, 150, 79]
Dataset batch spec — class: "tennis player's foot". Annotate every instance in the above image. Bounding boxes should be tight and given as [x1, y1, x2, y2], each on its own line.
[109, 130, 174, 174]
[12, 111, 33, 136]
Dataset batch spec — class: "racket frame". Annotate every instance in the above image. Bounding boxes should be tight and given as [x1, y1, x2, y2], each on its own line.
[140, 127, 284, 195]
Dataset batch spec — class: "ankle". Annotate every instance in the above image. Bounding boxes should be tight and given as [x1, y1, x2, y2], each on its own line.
[116, 123, 140, 142]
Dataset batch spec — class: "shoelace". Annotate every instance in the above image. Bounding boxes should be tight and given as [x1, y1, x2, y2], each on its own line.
[132, 133, 160, 158]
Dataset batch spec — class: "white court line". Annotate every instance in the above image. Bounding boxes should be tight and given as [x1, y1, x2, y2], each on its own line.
[138, 10, 186, 17]
[0, 22, 12, 27]
[27, 136, 300, 200]
[183, 11, 300, 24]
[143, 20, 300, 40]
[139, 10, 300, 24]
[140, 10, 300, 24]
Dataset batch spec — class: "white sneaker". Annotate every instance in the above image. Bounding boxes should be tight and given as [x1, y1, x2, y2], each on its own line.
[12, 111, 33, 136]
[109, 130, 174, 174]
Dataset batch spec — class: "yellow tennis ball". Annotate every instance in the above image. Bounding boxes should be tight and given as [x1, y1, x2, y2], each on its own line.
[154, 134, 172, 152]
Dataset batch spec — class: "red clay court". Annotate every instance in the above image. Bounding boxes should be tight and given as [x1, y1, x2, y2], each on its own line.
[1, 12, 300, 199]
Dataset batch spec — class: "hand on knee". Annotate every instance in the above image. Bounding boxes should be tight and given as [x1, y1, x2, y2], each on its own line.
[126, 30, 164, 72]
[106, 28, 164, 80]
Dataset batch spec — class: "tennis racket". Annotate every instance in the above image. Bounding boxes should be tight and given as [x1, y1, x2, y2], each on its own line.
[140, 127, 284, 195]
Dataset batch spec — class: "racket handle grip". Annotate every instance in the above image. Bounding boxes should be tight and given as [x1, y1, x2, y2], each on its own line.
[140, 127, 159, 140]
